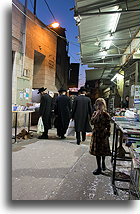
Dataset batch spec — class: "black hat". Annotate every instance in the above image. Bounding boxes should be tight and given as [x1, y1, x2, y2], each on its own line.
[58, 87, 67, 93]
[79, 86, 87, 92]
[37, 87, 47, 94]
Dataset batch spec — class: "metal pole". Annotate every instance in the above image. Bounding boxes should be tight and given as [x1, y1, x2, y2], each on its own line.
[25, 0, 28, 10]
[22, 0, 28, 53]
[79, 9, 140, 16]
[28, 112, 31, 132]
[82, 37, 140, 43]
[21, 0, 28, 76]
[34, 0, 37, 16]
[15, 112, 18, 143]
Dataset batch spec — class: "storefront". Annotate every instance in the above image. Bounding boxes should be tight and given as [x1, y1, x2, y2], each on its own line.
[74, 0, 140, 198]
[111, 116, 140, 199]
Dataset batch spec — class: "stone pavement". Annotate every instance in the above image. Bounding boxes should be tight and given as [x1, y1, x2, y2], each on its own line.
[12, 127, 130, 200]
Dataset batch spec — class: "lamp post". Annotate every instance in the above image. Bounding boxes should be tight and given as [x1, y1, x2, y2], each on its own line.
[48, 22, 60, 28]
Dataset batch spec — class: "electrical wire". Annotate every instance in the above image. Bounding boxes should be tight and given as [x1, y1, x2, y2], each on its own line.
[29, 0, 34, 9]
[42, 1, 80, 49]
[42, 0, 80, 50]
[43, 0, 56, 21]
[12, 2, 66, 41]
[12, 2, 80, 63]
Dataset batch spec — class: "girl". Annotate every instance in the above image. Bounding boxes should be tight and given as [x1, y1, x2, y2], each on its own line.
[90, 98, 111, 175]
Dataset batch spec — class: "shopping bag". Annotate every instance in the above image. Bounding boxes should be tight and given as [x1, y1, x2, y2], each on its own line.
[37, 117, 44, 134]
[66, 119, 75, 136]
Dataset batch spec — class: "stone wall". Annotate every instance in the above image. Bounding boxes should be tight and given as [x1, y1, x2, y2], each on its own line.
[12, 0, 58, 127]
[25, 11, 57, 92]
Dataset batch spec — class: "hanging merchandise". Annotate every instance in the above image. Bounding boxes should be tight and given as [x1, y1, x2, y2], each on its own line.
[131, 85, 135, 97]
[134, 85, 140, 104]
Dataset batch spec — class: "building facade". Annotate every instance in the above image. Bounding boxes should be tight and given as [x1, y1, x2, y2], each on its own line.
[68, 63, 79, 88]
[12, 0, 58, 106]
[12, 0, 69, 126]
[54, 27, 70, 90]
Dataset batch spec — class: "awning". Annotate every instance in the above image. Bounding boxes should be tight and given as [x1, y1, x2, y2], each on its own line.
[74, 0, 140, 83]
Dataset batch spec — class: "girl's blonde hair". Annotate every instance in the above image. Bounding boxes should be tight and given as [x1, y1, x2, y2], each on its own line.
[95, 98, 107, 111]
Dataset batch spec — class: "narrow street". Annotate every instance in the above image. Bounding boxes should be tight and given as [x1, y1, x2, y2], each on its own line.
[12, 128, 130, 200]
[11, 0, 140, 203]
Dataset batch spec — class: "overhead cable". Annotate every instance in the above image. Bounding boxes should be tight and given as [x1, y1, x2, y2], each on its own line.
[12, 2, 80, 63]
[12, 2, 66, 41]
[43, 0, 56, 21]
[29, 0, 34, 9]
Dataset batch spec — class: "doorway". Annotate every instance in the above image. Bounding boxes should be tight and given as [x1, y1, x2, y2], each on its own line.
[32, 50, 46, 89]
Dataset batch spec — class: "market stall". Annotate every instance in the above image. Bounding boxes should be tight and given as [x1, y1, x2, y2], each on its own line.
[129, 140, 140, 199]
[111, 116, 140, 199]
[12, 105, 35, 143]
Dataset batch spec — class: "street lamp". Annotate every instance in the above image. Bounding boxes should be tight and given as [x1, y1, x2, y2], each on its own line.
[49, 22, 60, 28]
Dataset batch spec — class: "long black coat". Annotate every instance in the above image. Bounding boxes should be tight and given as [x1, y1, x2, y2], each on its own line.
[54, 95, 72, 134]
[39, 93, 52, 130]
[72, 95, 92, 132]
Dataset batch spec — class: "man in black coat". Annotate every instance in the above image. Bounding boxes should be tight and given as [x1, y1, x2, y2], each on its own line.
[72, 87, 92, 145]
[38, 87, 52, 139]
[54, 88, 72, 139]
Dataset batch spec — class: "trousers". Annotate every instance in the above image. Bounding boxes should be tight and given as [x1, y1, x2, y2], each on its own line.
[76, 132, 86, 142]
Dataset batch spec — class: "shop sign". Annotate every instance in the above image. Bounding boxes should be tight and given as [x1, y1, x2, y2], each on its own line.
[134, 99, 140, 104]
[134, 85, 140, 104]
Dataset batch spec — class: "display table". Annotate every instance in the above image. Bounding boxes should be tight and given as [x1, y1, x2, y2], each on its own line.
[12, 110, 35, 143]
[129, 158, 140, 199]
[128, 141, 140, 199]
[111, 116, 140, 195]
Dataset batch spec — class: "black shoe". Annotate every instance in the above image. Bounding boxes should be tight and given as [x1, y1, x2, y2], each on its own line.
[61, 136, 66, 139]
[77, 140, 81, 145]
[82, 138, 86, 142]
[93, 168, 102, 175]
[38, 135, 48, 139]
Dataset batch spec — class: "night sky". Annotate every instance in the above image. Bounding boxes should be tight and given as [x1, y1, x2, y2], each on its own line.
[17, 0, 87, 87]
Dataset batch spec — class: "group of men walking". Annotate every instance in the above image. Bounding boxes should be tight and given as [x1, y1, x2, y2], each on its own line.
[38, 86, 92, 145]
[37, 87, 111, 175]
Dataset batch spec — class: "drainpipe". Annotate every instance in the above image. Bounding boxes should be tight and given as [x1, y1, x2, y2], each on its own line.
[21, 0, 28, 76]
